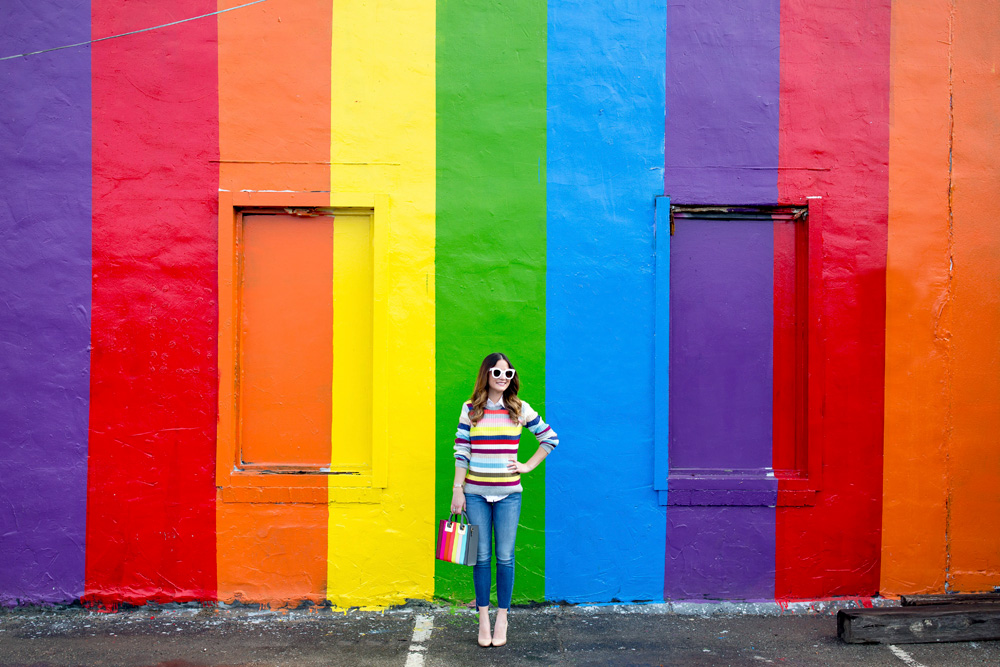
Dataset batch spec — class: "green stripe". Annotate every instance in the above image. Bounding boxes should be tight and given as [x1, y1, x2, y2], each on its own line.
[435, 0, 547, 603]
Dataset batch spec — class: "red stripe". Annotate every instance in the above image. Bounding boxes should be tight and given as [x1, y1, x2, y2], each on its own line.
[442, 522, 457, 561]
[775, 0, 889, 599]
[772, 219, 797, 478]
[471, 448, 519, 454]
[85, 0, 219, 604]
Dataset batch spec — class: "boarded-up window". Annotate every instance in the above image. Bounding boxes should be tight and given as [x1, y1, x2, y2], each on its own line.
[653, 202, 823, 506]
[238, 209, 374, 475]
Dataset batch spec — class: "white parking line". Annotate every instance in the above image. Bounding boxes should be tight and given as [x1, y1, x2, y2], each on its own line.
[888, 644, 927, 667]
[404, 614, 434, 667]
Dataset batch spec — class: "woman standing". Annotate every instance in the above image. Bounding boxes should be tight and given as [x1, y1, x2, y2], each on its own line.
[451, 352, 559, 647]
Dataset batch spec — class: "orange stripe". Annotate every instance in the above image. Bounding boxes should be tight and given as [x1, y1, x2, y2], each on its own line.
[443, 523, 457, 563]
[216, 0, 332, 605]
[881, 0, 952, 595]
[217, 504, 329, 605]
[947, 0, 1000, 593]
[217, 0, 332, 193]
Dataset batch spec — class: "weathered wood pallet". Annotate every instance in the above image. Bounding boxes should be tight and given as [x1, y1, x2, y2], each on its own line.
[901, 593, 1000, 606]
[838, 604, 1000, 644]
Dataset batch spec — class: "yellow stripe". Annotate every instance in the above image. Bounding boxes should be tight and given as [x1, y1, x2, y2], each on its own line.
[470, 426, 524, 435]
[466, 473, 520, 483]
[451, 524, 466, 562]
[327, 0, 435, 608]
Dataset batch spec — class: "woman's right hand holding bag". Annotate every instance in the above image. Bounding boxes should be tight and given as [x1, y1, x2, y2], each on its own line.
[451, 485, 466, 513]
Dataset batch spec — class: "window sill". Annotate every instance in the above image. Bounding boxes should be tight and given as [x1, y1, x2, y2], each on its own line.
[219, 484, 384, 504]
[658, 468, 818, 507]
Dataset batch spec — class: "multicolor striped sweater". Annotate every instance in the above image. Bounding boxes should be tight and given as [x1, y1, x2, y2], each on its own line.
[454, 398, 558, 497]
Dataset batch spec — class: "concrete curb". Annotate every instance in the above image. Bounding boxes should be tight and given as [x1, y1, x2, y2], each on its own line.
[0, 597, 900, 620]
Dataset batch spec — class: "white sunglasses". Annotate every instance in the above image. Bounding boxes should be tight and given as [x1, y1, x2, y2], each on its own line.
[489, 367, 516, 380]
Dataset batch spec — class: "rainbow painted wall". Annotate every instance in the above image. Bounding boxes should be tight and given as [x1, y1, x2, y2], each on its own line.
[2, 0, 998, 607]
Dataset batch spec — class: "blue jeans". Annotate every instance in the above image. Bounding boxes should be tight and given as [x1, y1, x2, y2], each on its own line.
[465, 493, 521, 609]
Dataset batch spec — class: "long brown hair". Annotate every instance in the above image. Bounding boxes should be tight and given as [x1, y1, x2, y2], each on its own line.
[468, 352, 522, 426]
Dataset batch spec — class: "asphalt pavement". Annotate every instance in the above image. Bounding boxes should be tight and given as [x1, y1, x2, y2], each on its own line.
[1, 601, 998, 666]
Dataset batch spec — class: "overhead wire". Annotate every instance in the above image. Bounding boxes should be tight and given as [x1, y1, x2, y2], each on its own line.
[0, 0, 268, 62]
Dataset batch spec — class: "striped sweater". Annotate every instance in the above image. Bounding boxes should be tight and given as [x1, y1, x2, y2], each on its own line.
[454, 397, 558, 497]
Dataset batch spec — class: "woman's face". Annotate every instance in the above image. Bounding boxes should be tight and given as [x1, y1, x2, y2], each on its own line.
[487, 357, 512, 395]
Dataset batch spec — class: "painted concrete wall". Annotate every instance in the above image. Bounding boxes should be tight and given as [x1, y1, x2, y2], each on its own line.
[882, 0, 1000, 595]
[0, 0, 91, 606]
[1, 0, 998, 606]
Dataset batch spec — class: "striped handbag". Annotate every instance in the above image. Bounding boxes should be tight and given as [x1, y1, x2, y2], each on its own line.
[435, 513, 479, 566]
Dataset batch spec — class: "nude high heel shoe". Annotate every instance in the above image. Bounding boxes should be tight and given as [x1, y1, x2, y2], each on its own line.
[477, 608, 492, 647]
[491, 612, 508, 647]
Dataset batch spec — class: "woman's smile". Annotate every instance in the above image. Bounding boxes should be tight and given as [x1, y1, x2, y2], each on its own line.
[487, 359, 513, 397]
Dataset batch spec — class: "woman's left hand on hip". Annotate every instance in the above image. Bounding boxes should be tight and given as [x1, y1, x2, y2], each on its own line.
[507, 459, 530, 474]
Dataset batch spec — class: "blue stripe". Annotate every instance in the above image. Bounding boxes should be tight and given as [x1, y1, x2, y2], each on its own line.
[470, 434, 521, 442]
[653, 196, 670, 495]
[457, 423, 470, 432]
[546, 0, 667, 602]
[471, 460, 509, 469]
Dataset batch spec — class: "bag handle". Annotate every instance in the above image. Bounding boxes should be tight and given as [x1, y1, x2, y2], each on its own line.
[449, 511, 471, 526]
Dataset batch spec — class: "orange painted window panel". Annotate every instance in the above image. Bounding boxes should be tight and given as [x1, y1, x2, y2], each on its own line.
[239, 213, 333, 470]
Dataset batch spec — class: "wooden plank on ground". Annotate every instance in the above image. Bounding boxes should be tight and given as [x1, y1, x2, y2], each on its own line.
[901, 593, 1000, 606]
[838, 604, 1000, 644]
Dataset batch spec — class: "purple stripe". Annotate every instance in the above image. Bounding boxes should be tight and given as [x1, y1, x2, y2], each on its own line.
[0, 1, 91, 605]
[436, 522, 447, 559]
[663, 0, 780, 600]
[467, 480, 521, 487]
[666, 218, 776, 598]
[665, 506, 776, 599]
[664, 0, 780, 204]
